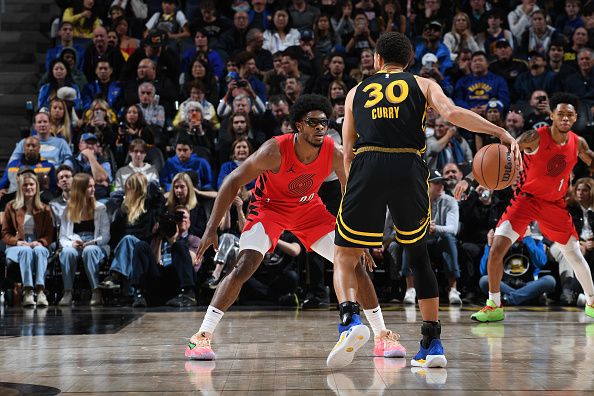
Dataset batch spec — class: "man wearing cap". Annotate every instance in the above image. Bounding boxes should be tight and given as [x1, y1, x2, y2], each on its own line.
[64, 133, 112, 200]
[9, 112, 72, 167]
[121, 29, 181, 84]
[0, 137, 56, 206]
[45, 21, 85, 72]
[181, 28, 225, 80]
[82, 26, 125, 83]
[82, 58, 123, 111]
[489, 39, 528, 101]
[514, 50, 557, 101]
[415, 21, 453, 75]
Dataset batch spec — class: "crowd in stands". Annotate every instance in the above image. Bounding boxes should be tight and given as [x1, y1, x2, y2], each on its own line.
[2, 0, 594, 310]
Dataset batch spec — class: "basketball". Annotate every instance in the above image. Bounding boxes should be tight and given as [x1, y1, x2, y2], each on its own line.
[472, 143, 518, 190]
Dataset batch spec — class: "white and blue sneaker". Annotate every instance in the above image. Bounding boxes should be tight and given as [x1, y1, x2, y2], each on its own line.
[411, 339, 447, 368]
[326, 314, 370, 369]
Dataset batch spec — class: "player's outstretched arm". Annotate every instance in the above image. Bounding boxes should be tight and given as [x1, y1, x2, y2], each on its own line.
[194, 139, 282, 259]
[577, 136, 594, 173]
[418, 77, 520, 165]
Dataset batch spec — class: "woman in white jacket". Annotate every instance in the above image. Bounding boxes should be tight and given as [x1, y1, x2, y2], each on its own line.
[262, 9, 301, 54]
[58, 173, 110, 306]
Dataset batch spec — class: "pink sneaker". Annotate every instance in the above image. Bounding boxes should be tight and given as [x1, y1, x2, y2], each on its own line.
[185, 332, 216, 360]
[374, 330, 406, 358]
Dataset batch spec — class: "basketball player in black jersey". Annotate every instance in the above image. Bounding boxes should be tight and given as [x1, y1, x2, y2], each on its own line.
[326, 32, 520, 369]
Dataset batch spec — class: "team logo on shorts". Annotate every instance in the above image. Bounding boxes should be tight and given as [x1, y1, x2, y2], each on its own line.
[288, 174, 314, 196]
[546, 154, 567, 177]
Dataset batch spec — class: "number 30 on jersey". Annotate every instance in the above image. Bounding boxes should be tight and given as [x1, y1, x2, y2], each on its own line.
[363, 80, 409, 120]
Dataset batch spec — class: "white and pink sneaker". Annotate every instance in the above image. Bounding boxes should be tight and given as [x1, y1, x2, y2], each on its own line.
[374, 330, 406, 358]
[185, 332, 216, 360]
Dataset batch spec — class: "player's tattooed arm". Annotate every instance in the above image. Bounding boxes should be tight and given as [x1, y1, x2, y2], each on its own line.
[577, 136, 594, 170]
[516, 129, 539, 153]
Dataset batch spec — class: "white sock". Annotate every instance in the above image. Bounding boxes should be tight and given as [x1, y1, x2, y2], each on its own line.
[489, 292, 501, 307]
[363, 306, 387, 337]
[560, 238, 594, 305]
[198, 305, 225, 336]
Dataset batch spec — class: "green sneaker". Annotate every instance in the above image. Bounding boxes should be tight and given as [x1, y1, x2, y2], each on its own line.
[470, 299, 504, 322]
[585, 303, 594, 318]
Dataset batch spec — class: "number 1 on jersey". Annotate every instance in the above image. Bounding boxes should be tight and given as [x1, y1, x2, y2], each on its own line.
[559, 178, 564, 191]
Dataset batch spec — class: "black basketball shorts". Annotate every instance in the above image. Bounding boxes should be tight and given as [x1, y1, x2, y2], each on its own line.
[335, 151, 430, 248]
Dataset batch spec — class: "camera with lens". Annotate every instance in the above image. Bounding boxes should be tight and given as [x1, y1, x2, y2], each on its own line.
[537, 95, 547, 103]
[158, 212, 182, 239]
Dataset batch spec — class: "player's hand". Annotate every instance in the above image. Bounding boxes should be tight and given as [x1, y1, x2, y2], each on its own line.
[586, 240, 594, 251]
[361, 250, 377, 272]
[499, 130, 522, 171]
[194, 227, 219, 264]
[454, 180, 469, 200]
[487, 229, 495, 246]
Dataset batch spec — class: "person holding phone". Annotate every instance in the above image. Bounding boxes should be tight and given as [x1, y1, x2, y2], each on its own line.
[525, 90, 552, 130]
[58, 174, 110, 306]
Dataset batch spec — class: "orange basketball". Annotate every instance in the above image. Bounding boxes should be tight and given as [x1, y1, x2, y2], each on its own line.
[472, 143, 519, 190]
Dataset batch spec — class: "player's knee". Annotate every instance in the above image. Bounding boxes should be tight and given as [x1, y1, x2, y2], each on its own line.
[334, 247, 363, 268]
[488, 238, 510, 262]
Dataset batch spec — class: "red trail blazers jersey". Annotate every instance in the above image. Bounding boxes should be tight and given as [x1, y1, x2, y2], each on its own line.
[249, 133, 334, 208]
[519, 126, 578, 202]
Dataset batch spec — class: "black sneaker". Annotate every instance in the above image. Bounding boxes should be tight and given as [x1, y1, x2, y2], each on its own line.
[302, 296, 329, 309]
[560, 288, 576, 305]
[166, 293, 197, 307]
[278, 293, 299, 307]
[132, 294, 147, 308]
[98, 275, 120, 290]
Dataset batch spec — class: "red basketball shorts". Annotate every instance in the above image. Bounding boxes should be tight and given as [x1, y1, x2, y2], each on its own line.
[496, 193, 577, 244]
[243, 197, 336, 252]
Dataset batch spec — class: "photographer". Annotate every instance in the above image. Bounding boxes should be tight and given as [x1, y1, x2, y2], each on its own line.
[217, 76, 266, 119]
[236, 51, 268, 103]
[129, 206, 198, 307]
[525, 90, 552, 130]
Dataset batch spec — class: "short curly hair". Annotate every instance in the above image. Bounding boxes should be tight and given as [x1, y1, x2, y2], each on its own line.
[550, 92, 580, 112]
[290, 94, 333, 131]
[375, 32, 413, 67]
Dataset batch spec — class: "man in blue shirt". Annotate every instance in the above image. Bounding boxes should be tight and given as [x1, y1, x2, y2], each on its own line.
[64, 133, 112, 200]
[10, 112, 72, 167]
[160, 138, 213, 192]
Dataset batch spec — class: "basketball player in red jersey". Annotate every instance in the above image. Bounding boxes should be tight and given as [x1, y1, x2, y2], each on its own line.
[185, 94, 406, 361]
[456, 93, 594, 322]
